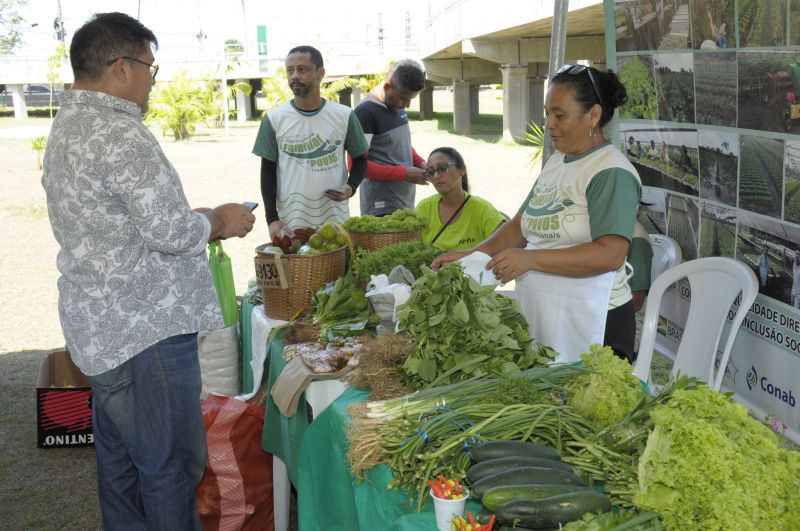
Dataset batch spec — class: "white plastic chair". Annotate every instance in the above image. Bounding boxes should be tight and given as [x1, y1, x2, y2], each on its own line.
[633, 257, 758, 390]
[648, 233, 682, 284]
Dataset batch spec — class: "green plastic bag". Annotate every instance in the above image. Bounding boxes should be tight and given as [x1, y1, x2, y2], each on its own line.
[208, 241, 238, 327]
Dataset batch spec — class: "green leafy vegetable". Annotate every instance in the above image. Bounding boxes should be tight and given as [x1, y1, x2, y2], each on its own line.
[563, 510, 664, 530]
[311, 273, 377, 341]
[351, 241, 440, 286]
[396, 263, 555, 388]
[564, 345, 645, 428]
[343, 208, 428, 232]
[634, 385, 800, 529]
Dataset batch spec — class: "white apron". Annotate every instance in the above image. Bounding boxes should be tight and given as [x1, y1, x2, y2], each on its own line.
[514, 243, 615, 363]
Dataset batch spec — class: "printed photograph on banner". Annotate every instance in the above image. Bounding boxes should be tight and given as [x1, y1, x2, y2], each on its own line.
[700, 202, 737, 257]
[667, 195, 700, 260]
[694, 51, 737, 127]
[639, 186, 669, 234]
[699, 130, 738, 206]
[654, 53, 695, 123]
[691, 0, 735, 48]
[736, 211, 800, 305]
[792, 0, 800, 45]
[739, 0, 787, 47]
[617, 54, 658, 120]
[785, 140, 800, 224]
[739, 134, 784, 218]
[620, 125, 699, 195]
[738, 50, 800, 133]
[614, 0, 691, 52]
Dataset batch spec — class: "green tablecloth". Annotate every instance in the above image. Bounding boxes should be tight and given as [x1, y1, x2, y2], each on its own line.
[296, 388, 481, 531]
[260, 330, 311, 486]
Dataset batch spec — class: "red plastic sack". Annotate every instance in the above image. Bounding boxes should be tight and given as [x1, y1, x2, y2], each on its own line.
[197, 394, 274, 531]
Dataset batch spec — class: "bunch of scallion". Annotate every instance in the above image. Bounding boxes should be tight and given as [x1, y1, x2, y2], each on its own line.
[348, 364, 593, 511]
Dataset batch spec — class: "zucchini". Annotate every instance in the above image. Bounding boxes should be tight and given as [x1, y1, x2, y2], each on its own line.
[496, 527, 536, 531]
[471, 467, 587, 499]
[466, 456, 574, 484]
[482, 484, 591, 512]
[496, 491, 612, 528]
[471, 440, 561, 463]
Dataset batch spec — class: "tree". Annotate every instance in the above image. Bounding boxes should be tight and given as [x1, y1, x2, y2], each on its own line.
[0, 0, 27, 53]
[146, 71, 208, 140]
[46, 42, 68, 118]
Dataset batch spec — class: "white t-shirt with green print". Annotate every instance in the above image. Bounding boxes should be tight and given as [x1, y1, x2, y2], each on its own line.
[518, 142, 641, 308]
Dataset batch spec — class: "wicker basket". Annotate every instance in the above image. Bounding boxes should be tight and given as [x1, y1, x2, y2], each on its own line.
[254, 245, 346, 320]
[347, 229, 421, 252]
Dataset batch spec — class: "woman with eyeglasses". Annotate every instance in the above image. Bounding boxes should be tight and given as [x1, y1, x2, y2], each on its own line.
[415, 147, 505, 250]
[433, 65, 641, 363]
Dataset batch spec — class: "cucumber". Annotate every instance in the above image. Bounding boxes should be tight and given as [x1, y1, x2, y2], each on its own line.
[471, 440, 561, 463]
[471, 467, 587, 499]
[496, 491, 612, 528]
[466, 456, 574, 485]
[482, 484, 591, 512]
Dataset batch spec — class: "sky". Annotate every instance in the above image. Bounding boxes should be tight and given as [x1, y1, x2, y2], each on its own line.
[13, 0, 432, 63]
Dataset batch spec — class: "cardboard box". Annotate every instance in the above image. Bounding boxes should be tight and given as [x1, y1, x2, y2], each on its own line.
[36, 350, 93, 448]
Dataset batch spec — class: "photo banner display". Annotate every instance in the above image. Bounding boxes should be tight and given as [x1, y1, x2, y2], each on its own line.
[605, 0, 800, 442]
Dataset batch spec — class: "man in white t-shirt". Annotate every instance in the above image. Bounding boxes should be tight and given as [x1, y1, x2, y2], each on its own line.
[253, 45, 369, 240]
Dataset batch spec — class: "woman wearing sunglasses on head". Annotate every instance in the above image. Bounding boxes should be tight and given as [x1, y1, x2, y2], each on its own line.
[416, 147, 505, 251]
[432, 65, 641, 363]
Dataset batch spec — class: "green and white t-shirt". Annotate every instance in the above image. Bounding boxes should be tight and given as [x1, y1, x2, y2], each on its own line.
[416, 194, 505, 251]
[252, 100, 369, 228]
[518, 142, 641, 308]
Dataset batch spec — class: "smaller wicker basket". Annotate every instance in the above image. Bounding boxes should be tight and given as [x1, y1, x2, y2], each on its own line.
[254, 245, 346, 320]
[347, 229, 421, 252]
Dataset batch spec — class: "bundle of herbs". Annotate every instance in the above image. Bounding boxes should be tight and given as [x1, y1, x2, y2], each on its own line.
[350, 241, 440, 286]
[396, 263, 555, 388]
[311, 273, 378, 342]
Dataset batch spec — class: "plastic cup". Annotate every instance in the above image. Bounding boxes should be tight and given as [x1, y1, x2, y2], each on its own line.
[430, 488, 468, 531]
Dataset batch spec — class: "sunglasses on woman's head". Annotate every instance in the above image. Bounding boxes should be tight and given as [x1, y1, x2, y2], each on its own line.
[424, 162, 460, 179]
[556, 64, 604, 107]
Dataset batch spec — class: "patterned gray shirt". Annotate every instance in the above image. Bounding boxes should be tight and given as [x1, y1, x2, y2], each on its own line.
[42, 90, 223, 376]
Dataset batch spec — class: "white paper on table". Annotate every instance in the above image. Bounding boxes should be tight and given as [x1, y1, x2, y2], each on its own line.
[235, 304, 288, 401]
[457, 251, 499, 286]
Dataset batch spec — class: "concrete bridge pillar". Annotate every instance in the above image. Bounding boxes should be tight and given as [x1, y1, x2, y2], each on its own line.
[501, 64, 529, 143]
[9, 84, 28, 120]
[470, 84, 480, 119]
[418, 83, 434, 119]
[235, 79, 252, 122]
[528, 76, 545, 127]
[453, 80, 471, 134]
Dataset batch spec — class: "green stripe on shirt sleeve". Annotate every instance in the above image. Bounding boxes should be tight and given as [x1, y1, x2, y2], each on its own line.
[586, 168, 641, 241]
[252, 113, 279, 161]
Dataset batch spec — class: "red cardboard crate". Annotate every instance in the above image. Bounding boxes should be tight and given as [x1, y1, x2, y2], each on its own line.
[36, 350, 93, 448]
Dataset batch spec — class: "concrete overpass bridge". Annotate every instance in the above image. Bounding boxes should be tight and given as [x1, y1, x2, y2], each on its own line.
[418, 0, 605, 142]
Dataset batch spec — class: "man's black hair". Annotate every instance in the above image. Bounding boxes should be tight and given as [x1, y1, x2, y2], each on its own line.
[387, 59, 425, 92]
[287, 45, 324, 69]
[70, 12, 158, 82]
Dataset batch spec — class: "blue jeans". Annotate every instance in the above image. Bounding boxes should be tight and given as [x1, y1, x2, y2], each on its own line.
[88, 333, 207, 531]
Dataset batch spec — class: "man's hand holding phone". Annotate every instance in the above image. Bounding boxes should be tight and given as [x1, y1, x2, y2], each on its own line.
[323, 185, 352, 202]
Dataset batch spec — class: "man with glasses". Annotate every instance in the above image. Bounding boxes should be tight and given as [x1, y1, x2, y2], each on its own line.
[41, 12, 255, 530]
[355, 59, 428, 216]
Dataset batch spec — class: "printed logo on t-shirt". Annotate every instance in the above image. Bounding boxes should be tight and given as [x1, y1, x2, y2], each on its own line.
[523, 182, 574, 239]
[280, 131, 343, 171]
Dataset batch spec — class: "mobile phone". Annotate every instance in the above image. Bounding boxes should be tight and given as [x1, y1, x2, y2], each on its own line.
[324, 188, 341, 195]
[242, 201, 259, 211]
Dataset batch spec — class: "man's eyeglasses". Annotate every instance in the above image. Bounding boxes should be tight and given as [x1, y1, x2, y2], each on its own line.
[424, 162, 460, 179]
[106, 56, 159, 80]
[556, 64, 603, 108]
